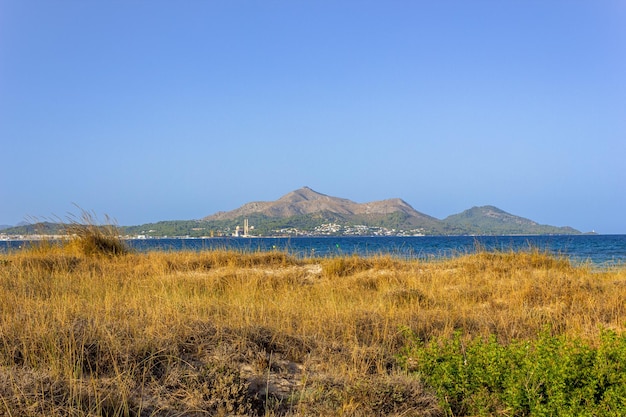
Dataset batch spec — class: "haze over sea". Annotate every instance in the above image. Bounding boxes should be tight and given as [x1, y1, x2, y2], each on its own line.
[4, 235, 624, 267]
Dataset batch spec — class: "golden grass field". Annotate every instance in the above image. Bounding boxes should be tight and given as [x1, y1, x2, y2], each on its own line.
[1, 235, 625, 416]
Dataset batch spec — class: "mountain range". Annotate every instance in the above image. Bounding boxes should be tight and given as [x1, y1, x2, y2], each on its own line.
[2, 187, 581, 237]
[206, 187, 436, 222]
[199, 187, 579, 236]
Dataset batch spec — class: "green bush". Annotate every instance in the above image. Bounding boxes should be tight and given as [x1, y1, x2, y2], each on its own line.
[399, 329, 626, 416]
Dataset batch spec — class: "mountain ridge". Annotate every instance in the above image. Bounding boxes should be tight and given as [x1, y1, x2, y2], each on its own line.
[1, 187, 582, 237]
[204, 187, 436, 221]
[199, 187, 580, 236]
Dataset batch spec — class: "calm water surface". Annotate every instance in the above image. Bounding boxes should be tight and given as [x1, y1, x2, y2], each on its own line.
[4, 235, 623, 267]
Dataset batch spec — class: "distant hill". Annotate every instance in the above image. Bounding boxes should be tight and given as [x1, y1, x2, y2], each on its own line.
[205, 187, 432, 219]
[198, 187, 580, 237]
[2, 188, 582, 238]
[443, 205, 580, 236]
[0, 222, 65, 235]
[199, 187, 443, 236]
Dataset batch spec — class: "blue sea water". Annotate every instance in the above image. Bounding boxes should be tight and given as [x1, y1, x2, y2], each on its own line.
[3, 235, 624, 267]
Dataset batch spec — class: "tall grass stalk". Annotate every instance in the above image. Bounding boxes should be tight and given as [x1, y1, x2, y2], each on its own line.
[63, 208, 128, 257]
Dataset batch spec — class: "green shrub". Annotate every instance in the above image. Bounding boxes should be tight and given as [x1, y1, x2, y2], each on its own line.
[399, 329, 626, 416]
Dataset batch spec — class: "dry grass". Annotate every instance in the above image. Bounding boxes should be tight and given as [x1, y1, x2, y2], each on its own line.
[63, 209, 129, 257]
[1, 244, 625, 416]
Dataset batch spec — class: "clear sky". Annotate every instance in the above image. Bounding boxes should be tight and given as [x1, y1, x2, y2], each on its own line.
[1, 1, 625, 233]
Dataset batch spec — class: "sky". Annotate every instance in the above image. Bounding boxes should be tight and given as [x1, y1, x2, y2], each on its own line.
[1, 1, 625, 233]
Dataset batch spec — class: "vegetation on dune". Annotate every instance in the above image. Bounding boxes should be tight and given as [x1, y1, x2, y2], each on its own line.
[1, 233, 625, 415]
[62, 210, 129, 257]
[400, 329, 626, 416]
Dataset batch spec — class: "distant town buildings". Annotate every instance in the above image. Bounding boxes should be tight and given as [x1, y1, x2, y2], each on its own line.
[233, 218, 252, 237]
[272, 223, 425, 237]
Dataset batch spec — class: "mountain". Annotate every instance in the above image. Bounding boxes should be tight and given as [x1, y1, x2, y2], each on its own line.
[443, 206, 580, 235]
[1, 188, 582, 238]
[205, 187, 434, 220]
[198, 187, 580, 237]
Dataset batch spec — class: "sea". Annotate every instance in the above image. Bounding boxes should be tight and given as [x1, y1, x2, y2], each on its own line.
[2, 235, 625, 268]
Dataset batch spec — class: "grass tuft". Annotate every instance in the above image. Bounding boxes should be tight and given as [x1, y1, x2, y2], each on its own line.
[63, 208, 128, 257]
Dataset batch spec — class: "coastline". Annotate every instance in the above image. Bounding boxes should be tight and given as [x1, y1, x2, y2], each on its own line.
[2, 234, 625, 267]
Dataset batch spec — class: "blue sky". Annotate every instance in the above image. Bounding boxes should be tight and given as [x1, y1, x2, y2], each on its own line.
[1, 1, 625, 233]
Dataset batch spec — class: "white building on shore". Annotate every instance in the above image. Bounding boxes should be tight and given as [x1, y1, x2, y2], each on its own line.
[233, 219, 252, 237]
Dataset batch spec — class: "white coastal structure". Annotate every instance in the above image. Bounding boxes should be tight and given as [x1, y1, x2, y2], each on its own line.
[232, 218, 251, 237]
